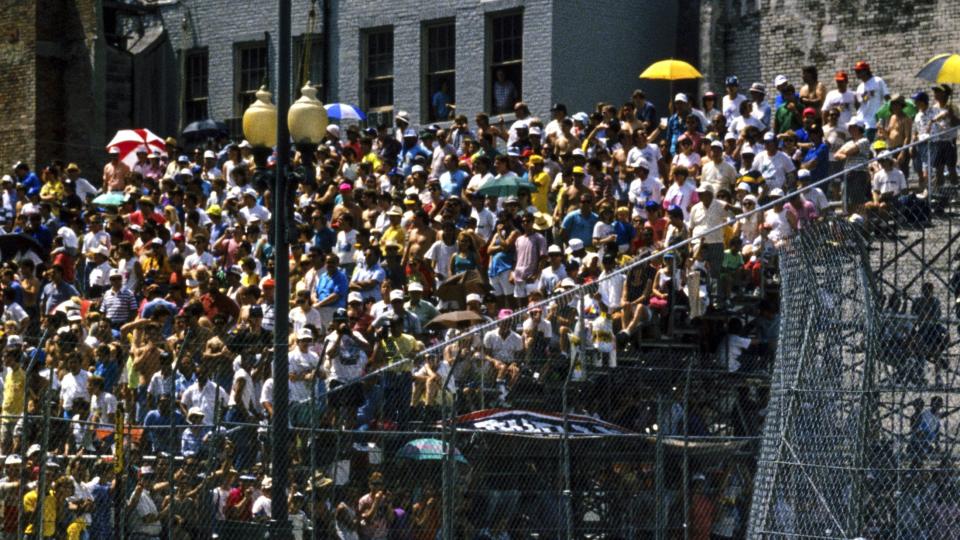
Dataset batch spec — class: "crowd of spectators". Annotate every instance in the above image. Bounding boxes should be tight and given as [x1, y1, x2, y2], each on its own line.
[0, 58, 955, 538]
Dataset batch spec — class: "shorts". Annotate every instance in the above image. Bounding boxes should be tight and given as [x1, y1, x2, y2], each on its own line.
[913, 141, 930, 174]
[328, 379, 365, 408]
[490, 271, 512, 296]
[513, 275, 529, 299]
[932, 141, 957, 172]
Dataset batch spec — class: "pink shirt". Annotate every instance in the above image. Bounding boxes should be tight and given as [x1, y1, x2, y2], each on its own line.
[514, 231, 546, 281]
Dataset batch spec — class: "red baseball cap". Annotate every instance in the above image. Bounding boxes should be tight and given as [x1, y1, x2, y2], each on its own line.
[854, 61, 870, 72]
[802, 107, 817, 117]
[834, 70, 848, 81]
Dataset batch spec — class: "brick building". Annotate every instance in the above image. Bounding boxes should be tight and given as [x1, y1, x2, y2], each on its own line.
[699, 0, 960, 101]
[157, 0, 682, 134]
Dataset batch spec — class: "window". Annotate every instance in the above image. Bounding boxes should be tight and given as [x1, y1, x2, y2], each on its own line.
[362, 28, 394, 112]
[424, 21, 455, 122]
[235, 42, 269, 115]
[294, 34, 324, 100]
[183, 48, 208, 123]
[488, 11, 522, 114]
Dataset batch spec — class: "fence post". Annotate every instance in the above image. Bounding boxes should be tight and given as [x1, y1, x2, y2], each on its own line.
[16, 328, 48, 537]
[655, 393, 665, 540]
[33, 382, 56, 538]
[682, 360, 692, 540]
[560, 289, 581, 539]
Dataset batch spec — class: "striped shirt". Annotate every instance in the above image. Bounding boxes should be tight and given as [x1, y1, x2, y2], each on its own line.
[101, 287, 138, 326]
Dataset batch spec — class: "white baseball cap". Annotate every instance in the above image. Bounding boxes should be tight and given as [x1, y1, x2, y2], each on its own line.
[567, 238, 584, 252]
[547, 244, 563, 255]
[769, 188, 785, 197]
[797, 169, 811, 179]
[466, 293, 482, 304]
[674, 93, 689, 103]
[203, 150, 216, 159]
[347, 291, 364, 304]
[411, 165, 425, 174]
[736, 182, 752, 192]
[389, 289, 405, 301]
[408, 282, 424, 292]
[773, 74, 789, 87]
[296, 328, 313, 341]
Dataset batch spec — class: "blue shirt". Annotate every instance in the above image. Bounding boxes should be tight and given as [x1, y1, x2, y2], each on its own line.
[41, 280, 79, 314]
[561, 210, 600, 248]
[316, 269, 349, 309]
[399, 143, 433, 175]
[432, 90, 451, 119]
[181, 426, 209, 456]
[19, 172, 40, 192]
[666, 114, 686, 155]
[638, 101, 658, 125]
[143, 409, 185, 454]
[90, 482, 113, 540]
[439, 169, 469, 197]
[94, 361, 120, 393]
[141, 298, 178, 337]
[802, 143, 830, 182]
[5, 280, 23, 306]
[312, 227, 336, 254]
[613, 220, 636, 248]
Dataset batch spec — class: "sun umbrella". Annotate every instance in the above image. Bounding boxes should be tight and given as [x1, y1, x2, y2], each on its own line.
[92, 192, 128, 207]
[396, 438, 467, 464]
[876, 98, 918, 122]
[476, 175, 536, 198]
[324, 103, 367, 121]
[426, 310, 485, 329]
[639, 59, 703, 81]
[0, 233, 45, 261]
[105, 128, 167, 169]
[182, 119, 228, 139]
[917, 54, 960, 84]
[436, 270, 488, 303]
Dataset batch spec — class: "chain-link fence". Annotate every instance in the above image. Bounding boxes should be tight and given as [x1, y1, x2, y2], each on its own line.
[748, 125, 960, 539]
[7, 126, 960, 539]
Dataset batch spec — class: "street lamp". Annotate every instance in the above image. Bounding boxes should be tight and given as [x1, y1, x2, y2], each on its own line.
[287, 81, 328, 239]
[243, 86, 278, 183]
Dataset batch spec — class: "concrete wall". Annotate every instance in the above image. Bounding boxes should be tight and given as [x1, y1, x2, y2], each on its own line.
[706, 0, 960, 99]
[552, 0, 680, 116]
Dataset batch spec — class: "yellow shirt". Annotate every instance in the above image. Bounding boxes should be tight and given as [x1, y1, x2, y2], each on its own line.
[40, 181, 64, 201]
[2, 367, 24, 415]
[530, 170, 551, 213]
[23, 490, 57, 537]
[381, 334, 421, 372]
[362, 152, 383, 172]
[380, 225, 406, 255]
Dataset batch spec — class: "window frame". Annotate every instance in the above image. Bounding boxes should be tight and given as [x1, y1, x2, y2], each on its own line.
[183, 47, 209, 124]
[487, 10, 524, 115]
[422, 19, 456, 123]
[361, 27, 395, 113]
[234, 41, 269, 116]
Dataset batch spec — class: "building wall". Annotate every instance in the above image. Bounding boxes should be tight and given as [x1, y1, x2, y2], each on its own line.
[552, 0, 680, 117]
[0, 0, 39, 171]
[159, 0, 319, 125]
[707, 0, 960, 100]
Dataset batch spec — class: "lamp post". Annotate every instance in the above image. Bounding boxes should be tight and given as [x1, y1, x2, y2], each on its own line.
[242, 35, 329, 540]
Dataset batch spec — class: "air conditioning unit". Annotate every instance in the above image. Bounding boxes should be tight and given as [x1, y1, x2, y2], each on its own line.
[364, 110, 394, 130]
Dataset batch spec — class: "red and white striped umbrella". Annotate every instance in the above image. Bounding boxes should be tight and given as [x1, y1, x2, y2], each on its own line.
[105, 128, 167, 169]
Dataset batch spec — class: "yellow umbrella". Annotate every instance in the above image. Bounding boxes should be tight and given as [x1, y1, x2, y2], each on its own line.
[917, 54, 960, 84]
[639, 59, 703, 81]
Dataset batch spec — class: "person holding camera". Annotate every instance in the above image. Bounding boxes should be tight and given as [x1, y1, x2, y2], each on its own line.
[322, 309, 368, 429]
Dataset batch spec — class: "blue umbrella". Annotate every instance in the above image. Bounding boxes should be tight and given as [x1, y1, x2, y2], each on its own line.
[324, 103, 367, 121]
[396, 438, 467, 464]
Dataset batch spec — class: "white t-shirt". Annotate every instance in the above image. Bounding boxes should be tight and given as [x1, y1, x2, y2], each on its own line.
[252, 495, 272, 519]
[180, 381, 228, 424]
[522, 317, 553, 339]
[872, 168, 907, 196]
[471, 207, 497, 241]
[720, 334, 752, 372]
[425, 239, 457, 279]
[753, 151, 796, 189]
[821, 89, 857, 127]
[1, 301, 28, 326]
[626, 144, 663, 181]
[323, 332, 368, 382]
[722, 94, 747, 124]
[483, 330, 523, 363]
[628, 176, 664, 218]
[671, 152, 701, 173]
[597, 271, 626, 310]
[288, 348, 319, 402]
[855, 76, 889, 129]
[61, 369, 90, 410]
[228, 366, 256, 410]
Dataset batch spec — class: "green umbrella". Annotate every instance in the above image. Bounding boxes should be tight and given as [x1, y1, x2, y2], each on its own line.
[876, 97, 917, 122]
[92, 192, 128, 206]
[476, 175, 536, 198]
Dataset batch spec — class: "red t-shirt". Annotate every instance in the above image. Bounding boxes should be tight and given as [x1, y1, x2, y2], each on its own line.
[225, 487, 252, 521]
